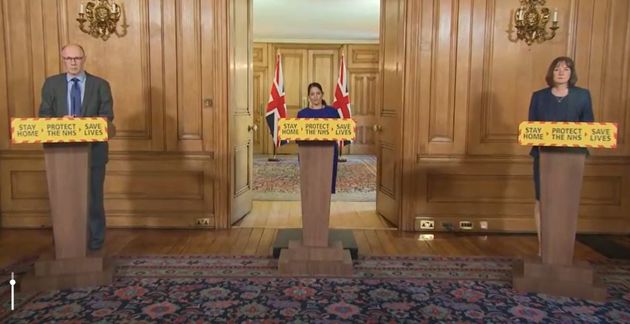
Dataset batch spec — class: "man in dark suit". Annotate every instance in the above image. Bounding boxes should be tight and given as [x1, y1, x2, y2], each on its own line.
[38, 44, 114, 251]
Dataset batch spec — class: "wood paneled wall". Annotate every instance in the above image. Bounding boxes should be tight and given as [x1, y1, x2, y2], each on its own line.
[2, 0, 629, 233]
[400, 0, 630, 232]
[252, 43, 379, 155]
[0, 0, 231, 228]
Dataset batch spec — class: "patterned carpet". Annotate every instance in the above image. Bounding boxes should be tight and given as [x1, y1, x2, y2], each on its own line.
[253, 154, 376, 201]
[2, 256, 630, 322]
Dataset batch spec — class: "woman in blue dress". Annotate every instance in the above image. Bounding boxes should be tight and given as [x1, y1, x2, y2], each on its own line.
[297, 82, 340, 193]
[528, 56, 594, 255]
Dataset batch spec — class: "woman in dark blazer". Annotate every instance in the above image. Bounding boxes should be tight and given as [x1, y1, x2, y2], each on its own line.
[528, 56, 594, 255]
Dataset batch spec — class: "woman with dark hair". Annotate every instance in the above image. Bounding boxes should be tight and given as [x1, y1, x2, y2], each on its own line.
[297, 82, 340, 193]
[528, 56, 595, 255]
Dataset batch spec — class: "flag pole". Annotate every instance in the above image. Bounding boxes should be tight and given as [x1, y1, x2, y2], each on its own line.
[268, 142, 279, 162]
[265, 101, 280, 162]
[338, 142, 347, 162]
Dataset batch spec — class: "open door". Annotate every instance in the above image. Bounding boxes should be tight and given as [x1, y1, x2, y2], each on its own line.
[375, 0, 405, 227]
[230, 0, 254, 224]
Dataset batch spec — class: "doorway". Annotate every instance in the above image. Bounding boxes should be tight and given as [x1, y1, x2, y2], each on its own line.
[235, 0, 392, 230]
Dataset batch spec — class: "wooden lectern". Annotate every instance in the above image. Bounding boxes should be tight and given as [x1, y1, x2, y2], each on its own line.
[513, 150, 606, 300]
[278, 142, 353, 276]
[13, 118, 115, 292]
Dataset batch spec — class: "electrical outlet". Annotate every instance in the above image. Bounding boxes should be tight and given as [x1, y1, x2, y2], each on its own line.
[418, 234, 434, 241]
[420, 220, 434, 230]
[442, 222, 454, 231]
[459, 221, 473, 230]
[479, 221, 488, 230]
[195, 218, 211, 226]
[415, 218, 435, 230]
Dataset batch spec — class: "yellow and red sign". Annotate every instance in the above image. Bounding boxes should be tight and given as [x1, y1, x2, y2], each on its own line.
[278, 118, 356, 141]
[11, 117, 109, 144]
[518, 121, 617, 148]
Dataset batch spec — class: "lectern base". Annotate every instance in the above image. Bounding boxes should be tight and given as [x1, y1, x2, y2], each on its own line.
[272, 229, 358, 259]
[512, 258, 606, 301]
[278, 240, 353, 276]
[20, 256, 114, 292]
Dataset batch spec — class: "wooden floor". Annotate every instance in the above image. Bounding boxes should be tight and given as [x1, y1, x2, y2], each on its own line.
[0, 228, 606, 269]
[234, 201, 393, 229]
[0, 201, 607, 269]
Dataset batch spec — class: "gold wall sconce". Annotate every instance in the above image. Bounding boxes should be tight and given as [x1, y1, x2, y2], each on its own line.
[511, 0, 559, 45]
[77, 0, 128, 41]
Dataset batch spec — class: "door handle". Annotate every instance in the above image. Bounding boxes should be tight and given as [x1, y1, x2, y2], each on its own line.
[248, 124, 258, 132]
[372, 124, 382, 132]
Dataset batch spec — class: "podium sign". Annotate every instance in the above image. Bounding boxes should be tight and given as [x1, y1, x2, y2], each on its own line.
[11, 117, 108, 143]
[518, 121, 617, 148]
[278, 118, 356, 141]
[12, 117, 113, 292]
[514, 121, 610, 300]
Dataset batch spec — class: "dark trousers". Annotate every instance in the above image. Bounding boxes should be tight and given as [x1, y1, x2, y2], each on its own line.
[88, 165, 106, 249]
[533, 156, 540, 200]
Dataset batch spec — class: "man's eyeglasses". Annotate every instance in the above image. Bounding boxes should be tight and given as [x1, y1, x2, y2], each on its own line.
[62, 57, 84, 62]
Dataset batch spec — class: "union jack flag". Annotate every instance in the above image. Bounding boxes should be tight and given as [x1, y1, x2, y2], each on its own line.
[265, 54, 289, 147]
[332, 54, 352, 146]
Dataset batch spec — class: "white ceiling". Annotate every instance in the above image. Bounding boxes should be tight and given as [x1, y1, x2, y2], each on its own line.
[253, 0, 380, 43]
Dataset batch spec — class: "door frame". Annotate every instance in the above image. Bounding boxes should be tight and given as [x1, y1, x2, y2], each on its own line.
[221, 0, 411, 230]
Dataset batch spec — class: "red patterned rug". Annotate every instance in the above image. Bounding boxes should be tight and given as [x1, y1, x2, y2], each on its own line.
[253, 155, 376, 201]
[2, 256, 630, 322]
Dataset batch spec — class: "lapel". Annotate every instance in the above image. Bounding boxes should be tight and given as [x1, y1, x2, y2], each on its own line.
[566, 87, 574, 119]
[83, 72, 94, 116]
[59, 75, 69, 117]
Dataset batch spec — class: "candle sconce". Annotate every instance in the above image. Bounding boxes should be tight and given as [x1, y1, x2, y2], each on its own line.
[77, 0, 128, 41]
[509, 0, 559, 45]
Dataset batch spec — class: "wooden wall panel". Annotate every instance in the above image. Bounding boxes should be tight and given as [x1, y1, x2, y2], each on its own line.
[0, 0, 61, 150]
[348, 72, 377, 154]
[252, 43, 269, 154]
[308, 49, 338, 102]
[574, 0, 630, 156]
[415, 0, 471, 155]
[275, 48, 307, 113]
[0, 155, 48, 216]
[346, 44, 379, 155]
[426, 174, 533, 204]
[253, 69, 267, 154]
[105, 155, 214, 227]
[170, 0, 204, 151]
[380, 0, 404, 116]
[10, 170, 48, 200]
[0, 153, 215, 228]
[233, 144, 250, 196]
[349, 74, 377, 116]
[467, 0, 573, 156]
[252, 43, 267, 65]
[2, 1, 40, 149]
[427, 0, 457, 145]
[413, 157, 630, 233]
[347, 45, 379, 69]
